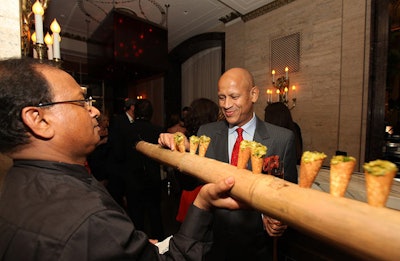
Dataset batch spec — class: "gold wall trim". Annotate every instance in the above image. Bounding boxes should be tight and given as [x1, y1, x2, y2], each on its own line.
[242, 0, 297, 22]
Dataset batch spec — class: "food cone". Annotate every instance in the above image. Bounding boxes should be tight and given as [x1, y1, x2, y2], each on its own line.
[198, 135, 211, 157]
[189, 143, 198, 154]
[237, 140, 251, 169]
[177, 143, 185, 153]
[365, 172, 396, 207]
[250, 142, 267, 174]
[363, 160, 398, 207]
[330, 156, 356, 197]
[174, 132, 186, 153]
[189, 135, 199, 154]
[251, 157, 264, 174]
[299, 151, 327, 188]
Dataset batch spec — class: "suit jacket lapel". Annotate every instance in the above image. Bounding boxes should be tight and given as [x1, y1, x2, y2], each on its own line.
[253, 117, 269, 144]
[214, 121, 229, 163]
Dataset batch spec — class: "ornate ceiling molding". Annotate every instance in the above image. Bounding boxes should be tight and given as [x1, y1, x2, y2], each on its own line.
[242, 0, 296, 22]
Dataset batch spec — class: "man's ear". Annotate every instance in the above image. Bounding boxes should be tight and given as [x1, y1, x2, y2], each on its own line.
[251, 86, 260, 103]
[21, 107, 55, 139]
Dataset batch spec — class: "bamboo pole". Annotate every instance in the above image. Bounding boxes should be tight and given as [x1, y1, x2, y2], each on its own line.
[136, 141, 400, 261]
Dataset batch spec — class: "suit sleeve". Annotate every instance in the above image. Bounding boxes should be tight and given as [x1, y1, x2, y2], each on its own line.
[61, 205, 213, 261]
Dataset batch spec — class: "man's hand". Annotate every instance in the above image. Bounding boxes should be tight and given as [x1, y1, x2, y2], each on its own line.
[193, 176, 242, 211]
[158, 133, 189, 151]
[262, 215, 287, 237]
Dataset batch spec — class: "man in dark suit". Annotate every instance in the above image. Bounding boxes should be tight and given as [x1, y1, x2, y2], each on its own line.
[125, 99, 165, 240]
[159, 67, 298, 261]
[106, 98, 136, 207]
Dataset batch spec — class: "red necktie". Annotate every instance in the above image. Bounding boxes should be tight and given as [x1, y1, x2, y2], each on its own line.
[231, 127, 243, 166]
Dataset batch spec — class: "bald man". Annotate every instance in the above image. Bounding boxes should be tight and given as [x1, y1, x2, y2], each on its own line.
[159, 68, 298, 261]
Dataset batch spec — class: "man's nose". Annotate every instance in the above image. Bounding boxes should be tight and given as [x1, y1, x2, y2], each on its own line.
[89, 106, 101, 118]
[223, 97, 233, 108]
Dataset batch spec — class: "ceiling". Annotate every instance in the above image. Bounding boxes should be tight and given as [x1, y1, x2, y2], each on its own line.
[43, 0, 273, 51]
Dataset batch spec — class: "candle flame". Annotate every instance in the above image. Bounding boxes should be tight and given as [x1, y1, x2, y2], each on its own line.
[32, 0, 44, 15]
[50, 19, 61, 33]
[44, 32, 53, 45]
[31, 32, 37, 43]
[292, 85, 296, 91]
[285, 67, 289, 72]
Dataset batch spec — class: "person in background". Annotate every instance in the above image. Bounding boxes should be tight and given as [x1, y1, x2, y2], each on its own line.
[159, 67, 298, 261]
[163, 111, 186, 236]
[264, 102, 303, 164]
[181, 106, 191, 121]
[0, 57, 242, 260]
[125, 99, 165, 241]
[106, 98, 136, 208]
[166, 106, 191, 134]
[87, 113, 110, 186]
[183, 98, 219, 138]
[176, 98, 220, 223]
[166, 112, 186, 134]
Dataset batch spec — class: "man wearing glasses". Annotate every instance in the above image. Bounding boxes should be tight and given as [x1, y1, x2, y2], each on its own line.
[37, 96, 95, 109]
[0, 58, 241, 260]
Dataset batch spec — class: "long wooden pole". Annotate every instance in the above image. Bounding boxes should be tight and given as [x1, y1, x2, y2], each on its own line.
[136, 141, 400, 261]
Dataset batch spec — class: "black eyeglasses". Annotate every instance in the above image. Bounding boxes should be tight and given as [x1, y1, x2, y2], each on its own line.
[38, 96, 95, 110]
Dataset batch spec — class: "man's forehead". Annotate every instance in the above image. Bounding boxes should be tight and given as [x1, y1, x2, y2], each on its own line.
[219, 76, 250, 92]
[40, 67, 83, 97]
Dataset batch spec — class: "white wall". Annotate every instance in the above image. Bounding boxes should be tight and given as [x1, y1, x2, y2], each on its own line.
[0, 0, 21, 59]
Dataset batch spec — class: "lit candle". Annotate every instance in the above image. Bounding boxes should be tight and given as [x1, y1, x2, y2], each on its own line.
[267, 89, 272, 103]
[285, 67, 289, 79]
[272, 70, 275, 83]
[50, 19, 61, 59]
[44, 32, 53, 60]
[276, 89, 280, 102]
[284, 87, 288, 101]
[32, 0, 44, 44]
[292, 85, 296, 98]
[31, 32, 38, 58]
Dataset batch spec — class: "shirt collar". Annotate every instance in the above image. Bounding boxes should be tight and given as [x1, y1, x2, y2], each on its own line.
[13, 159, 92, 182]
[229, 113, 256, 136]
[126, 112, 134, 123]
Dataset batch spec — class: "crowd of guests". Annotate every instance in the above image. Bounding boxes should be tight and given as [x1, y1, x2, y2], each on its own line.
[88, 97, 225, 238]
[88, 90, 302, 260]
[88, 98, 167, 240]
[0, 57, 305, 260]
[87, 98, 303, 250]
[0, 57, 240, 260]
[86, 86, 303, 261]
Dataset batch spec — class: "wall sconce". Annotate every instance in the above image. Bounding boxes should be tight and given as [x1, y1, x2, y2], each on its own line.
[267, 67, 297, 109]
